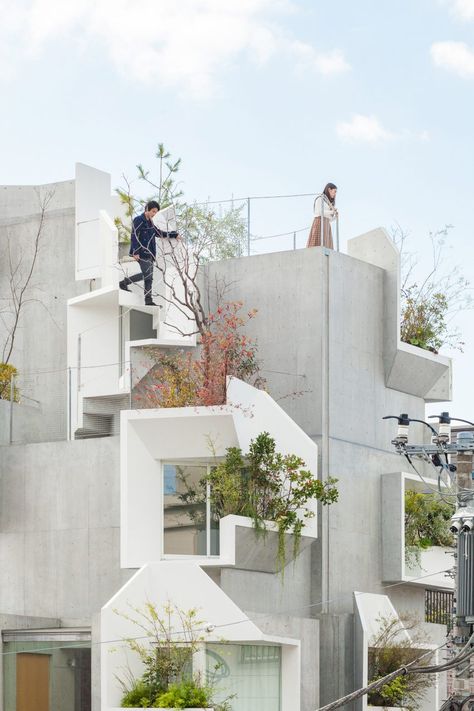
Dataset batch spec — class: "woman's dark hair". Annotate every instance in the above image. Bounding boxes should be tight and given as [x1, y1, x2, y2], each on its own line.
[323, 183, 337, 204]
[145, 200, 160, 211]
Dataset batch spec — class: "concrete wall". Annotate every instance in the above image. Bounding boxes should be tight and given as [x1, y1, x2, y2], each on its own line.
[251, 612, 320, 711]
[0, 436, 133, 624]
[0, 180, 85, 442]
[0, 224, 451, 710]
[207, 245, 447, 703]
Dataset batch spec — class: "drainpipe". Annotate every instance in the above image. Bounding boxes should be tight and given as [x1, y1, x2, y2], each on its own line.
[321, 248, 331, 613]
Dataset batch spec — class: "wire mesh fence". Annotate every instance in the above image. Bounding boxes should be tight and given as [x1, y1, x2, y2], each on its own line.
[195, 192, 340, 255]
[1, 367, 68, 445]
[0, 354, 185, 445]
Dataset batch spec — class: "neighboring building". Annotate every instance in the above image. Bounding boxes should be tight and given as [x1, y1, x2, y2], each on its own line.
[0, 164, 454, 711]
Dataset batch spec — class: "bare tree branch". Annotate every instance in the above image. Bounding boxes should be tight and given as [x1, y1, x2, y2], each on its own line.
[1, 188, 55, 364]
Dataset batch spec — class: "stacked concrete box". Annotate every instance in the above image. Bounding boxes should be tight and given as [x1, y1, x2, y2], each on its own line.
[0, 169, 452, 711]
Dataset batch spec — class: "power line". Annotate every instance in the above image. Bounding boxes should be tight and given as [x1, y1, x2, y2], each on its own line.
[0, 567, 453, 659]
[314, 642, 453, 711]
[193, 191, 318, 206]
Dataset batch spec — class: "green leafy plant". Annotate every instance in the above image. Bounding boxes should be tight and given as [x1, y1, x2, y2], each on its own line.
[368, 615, 434, 710]
[155, 679, 212, 708]
[117, 603, 232, 709]
[393, 225, 473, 354]
[404, 490, 454, 567]
[178, 432, 338, 572]
[0, 363, 19, 402]
[115, 143, 246, 260]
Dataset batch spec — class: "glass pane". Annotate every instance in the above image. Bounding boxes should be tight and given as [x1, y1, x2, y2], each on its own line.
[163, 464, 208, 555]
[210, 469, 221, 556]
[3, 641, 91, 711]
[206, 643, 281, 711]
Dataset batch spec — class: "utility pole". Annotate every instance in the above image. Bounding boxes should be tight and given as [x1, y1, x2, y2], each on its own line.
[385, 411, 474, 710]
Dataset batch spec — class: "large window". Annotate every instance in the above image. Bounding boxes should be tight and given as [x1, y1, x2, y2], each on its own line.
[163, 463, 220, 557]
[206, 643, 281, 711]
[3, 631, 91, 711]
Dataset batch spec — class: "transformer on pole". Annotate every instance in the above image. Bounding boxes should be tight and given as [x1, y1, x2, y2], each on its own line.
[385, 412, 474, 708]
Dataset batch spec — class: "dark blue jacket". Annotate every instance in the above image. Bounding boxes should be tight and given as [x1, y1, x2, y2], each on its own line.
[129, 213, 178, 260]
[129, 214, 157, 259]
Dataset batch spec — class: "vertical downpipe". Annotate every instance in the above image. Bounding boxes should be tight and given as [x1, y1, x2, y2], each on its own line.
[321, 248, 331, 612]
[68, 367, 72, 441]
[247, 198, 251, 257]
[9, 374, 15, 444]
[320, 195, 325, 247]
[77, 334, 82, 393]
[206, 475, 211, 556]
[336, 214, 340, 252]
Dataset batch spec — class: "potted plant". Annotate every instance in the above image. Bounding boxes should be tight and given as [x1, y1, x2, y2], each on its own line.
[178, 432, 338, 573]
[367, 615, 434, 710]
[404, 489, 454, 571]
[116, 603, 232, 710]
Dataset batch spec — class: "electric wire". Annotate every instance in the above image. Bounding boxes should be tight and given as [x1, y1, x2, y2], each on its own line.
[0, 567, 454, 659]
[314, 642, 451, 711]
[404, 453, 458, 505]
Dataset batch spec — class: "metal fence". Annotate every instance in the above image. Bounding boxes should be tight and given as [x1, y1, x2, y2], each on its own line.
[1, 364, 129, 445]
[1, 367, 68, 445]
[1, 354, 185, 445]
[195, 191, 340, 255]
[425, 589, 454, 630]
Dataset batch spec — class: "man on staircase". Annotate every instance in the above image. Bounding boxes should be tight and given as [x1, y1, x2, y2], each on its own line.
[119, 200, 178, 305]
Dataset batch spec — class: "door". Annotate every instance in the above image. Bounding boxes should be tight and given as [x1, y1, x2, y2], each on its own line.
[16, 653, 50, 711]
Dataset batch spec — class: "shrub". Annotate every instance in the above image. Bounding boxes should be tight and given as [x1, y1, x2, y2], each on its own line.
[0, 363, 19, 402]
[368, 615, 434, 710]
[178, 432, 338, 571]
[155, 679, 212, 708]
[135, 302, 263, 409]
[404, 490, 454, 567]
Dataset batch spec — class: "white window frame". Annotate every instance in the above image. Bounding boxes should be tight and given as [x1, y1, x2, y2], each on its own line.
[162, 460, 218, 559]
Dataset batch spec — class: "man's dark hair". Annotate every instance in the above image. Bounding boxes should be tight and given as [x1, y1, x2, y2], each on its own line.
[145, 200, 160, 212]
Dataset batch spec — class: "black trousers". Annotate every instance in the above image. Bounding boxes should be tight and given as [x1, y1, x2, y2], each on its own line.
[124, 258, 154, 303]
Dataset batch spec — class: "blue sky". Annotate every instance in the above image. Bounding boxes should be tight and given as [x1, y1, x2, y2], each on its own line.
[1, 0, 473, 419]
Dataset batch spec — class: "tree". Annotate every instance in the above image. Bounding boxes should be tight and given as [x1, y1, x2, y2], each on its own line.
[0, 189, 55, 399]
[115, 143, 246, 260]
[392, 225, 473, 353]
[176, 432, 338, 572]
[134, 301, 263, 408]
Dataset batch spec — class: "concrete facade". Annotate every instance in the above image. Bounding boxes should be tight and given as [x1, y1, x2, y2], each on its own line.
[0, 169, 454, 711]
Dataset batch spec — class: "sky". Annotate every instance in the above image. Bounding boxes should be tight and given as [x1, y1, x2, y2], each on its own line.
[0, 0, 473, 420]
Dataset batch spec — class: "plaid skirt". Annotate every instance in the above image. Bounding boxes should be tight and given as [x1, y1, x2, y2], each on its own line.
[306, 217, 333, 249]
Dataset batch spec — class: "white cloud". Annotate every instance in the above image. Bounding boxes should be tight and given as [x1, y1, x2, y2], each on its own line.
[336, 114, 396, 144]
[290, 42, 350, 76]
[0, 0, 350, 96]
[446, 0, 474, 21]
[431, 41, 474, 76]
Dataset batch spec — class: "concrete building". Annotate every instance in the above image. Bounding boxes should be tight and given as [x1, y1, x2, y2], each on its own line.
[0, 164, 454, 711]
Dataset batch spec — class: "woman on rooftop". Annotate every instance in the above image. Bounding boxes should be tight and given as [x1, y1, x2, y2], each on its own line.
[306, 183, 338, 249]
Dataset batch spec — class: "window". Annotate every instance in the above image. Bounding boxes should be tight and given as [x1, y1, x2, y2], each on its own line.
[206, 644, 281, 711]
[3, 632, 91, 711]
[163, 463, 219, 557]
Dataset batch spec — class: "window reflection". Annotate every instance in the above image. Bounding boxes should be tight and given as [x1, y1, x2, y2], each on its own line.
[163, 464, 209, 556]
